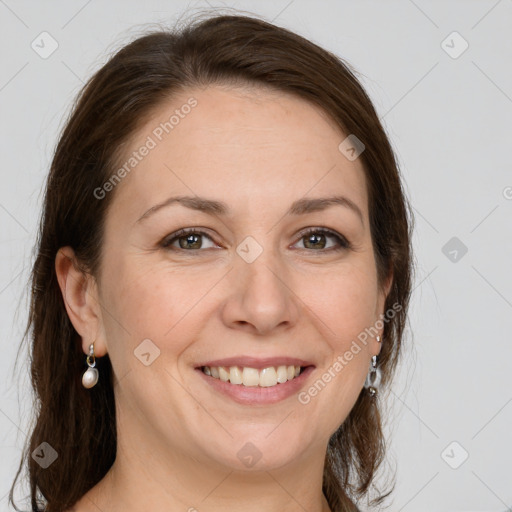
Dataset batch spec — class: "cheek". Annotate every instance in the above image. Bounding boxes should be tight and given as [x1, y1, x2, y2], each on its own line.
[100, 258, 219, 355]
[296, 262, 377, 421]
[301, 260, 379, 345]
[102, 262, 188, 338]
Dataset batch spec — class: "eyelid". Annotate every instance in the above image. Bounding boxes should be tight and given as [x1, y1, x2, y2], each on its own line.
[160, 227, 220, 249]
[292, 227, 351, 250]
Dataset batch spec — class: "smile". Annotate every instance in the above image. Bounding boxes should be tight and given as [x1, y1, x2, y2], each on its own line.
[202, 365, 304, 387]
[195, 361, 315, 405]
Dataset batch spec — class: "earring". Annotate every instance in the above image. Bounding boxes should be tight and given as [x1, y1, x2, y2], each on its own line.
[82, 342, 99, 389]
[364, 335, 382, 396]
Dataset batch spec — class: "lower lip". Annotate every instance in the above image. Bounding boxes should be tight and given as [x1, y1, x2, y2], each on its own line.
[195, 366, 315, 405]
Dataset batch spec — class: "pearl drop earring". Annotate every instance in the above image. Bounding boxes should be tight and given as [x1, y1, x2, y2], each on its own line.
[82, 342, 99, 389]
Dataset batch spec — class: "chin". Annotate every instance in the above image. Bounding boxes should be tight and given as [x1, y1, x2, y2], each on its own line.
[202, 430, 313, 472]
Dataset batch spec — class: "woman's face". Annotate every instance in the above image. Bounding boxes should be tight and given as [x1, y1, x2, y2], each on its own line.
[92, 84, 391, 473]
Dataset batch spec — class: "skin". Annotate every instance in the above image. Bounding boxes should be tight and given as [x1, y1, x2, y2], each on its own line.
[56, 84, 392, 512]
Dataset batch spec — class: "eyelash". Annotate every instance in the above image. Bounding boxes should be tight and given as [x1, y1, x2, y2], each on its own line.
[160, 227, 351, 253]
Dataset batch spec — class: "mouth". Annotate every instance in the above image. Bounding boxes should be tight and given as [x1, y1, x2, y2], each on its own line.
[194, 357, 315, 405]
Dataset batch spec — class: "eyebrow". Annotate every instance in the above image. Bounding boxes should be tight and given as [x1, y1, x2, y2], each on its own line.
[136, 194, 364, 226]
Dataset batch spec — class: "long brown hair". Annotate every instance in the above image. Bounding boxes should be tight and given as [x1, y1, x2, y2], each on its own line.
[10, 12, 414, 512]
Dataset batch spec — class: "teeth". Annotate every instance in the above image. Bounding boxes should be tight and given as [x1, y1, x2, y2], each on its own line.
[242, 367, 260, 386]
[276, 365, 288, 383]
[201, 364, 304, 387]
[229, 366, 243, 384]
[259, 367, 277, 387]
[219, 367, 229, 382]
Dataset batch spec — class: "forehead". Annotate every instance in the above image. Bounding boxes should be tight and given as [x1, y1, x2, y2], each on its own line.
[109, 84, 368, 222]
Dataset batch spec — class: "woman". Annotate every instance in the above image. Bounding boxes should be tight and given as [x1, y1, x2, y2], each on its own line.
[10, 12, 414, 512]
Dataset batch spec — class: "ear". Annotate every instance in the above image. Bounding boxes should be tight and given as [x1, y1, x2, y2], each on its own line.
[55, 246, 108, 357]
[373, 265, 394, 354]
[381, 267, 394, 310]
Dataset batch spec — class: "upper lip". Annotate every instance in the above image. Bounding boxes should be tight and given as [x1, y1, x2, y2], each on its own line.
[195, 356, 315, 370]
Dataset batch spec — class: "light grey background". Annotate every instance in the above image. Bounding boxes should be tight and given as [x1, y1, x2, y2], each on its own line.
[1, 1, 511, 511]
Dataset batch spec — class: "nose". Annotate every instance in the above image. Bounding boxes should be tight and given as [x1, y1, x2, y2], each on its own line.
[220, 246, 300, 336]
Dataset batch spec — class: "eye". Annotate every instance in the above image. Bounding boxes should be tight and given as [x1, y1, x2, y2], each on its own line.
[293, 228, 351, 251]
[160, 227, 351, 253]
[161, 228, 218, 251]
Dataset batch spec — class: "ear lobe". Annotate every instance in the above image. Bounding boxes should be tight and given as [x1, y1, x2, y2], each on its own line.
[55, 247, 107, 357]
